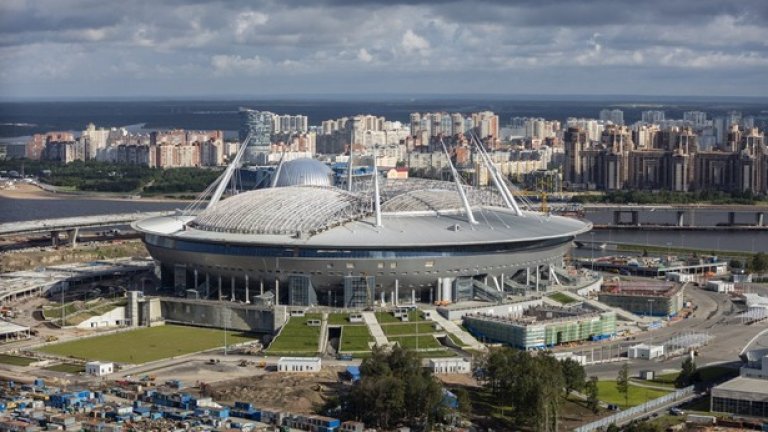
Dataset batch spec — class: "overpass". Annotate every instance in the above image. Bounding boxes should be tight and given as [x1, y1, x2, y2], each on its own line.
[582, 204, 766, 227]
[0, 212, 173, 246]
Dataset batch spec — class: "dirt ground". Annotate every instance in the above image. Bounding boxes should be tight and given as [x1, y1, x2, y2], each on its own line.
[205, 368, 344, 413]
[0, 241, 148, 272]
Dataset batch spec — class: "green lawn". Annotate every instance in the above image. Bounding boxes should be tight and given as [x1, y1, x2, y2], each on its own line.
[339, 326, 374, 352]
[327, 313, 365, 326]
[38, 325, 256, 363]
[0, 354, 36, 366]
[381, 322, 436, 336]
[596, 380, 671, 408]
[446, 332, 468, 347]
[549, 292, 578, 304]
[389, 335, 444, 350]
[44, 363, 85, 374]
[266, 314, 321, 354]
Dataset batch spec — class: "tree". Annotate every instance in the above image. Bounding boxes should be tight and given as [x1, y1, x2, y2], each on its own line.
[729, 259, 743, 269]
[585, 376, 600, 414]
[676, 356, 697, 388]
[561, 358, 586, 397]
[616, 363, 629, 408]
[454, 387, 472, 415]
[751, 252, 768, 274]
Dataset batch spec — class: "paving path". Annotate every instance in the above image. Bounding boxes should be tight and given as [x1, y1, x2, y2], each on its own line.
[361, 312, 389, 347]
[427, 309, 485, 351]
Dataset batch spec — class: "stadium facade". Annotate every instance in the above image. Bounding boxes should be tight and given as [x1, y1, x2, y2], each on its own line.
[133, 133, 591, 308]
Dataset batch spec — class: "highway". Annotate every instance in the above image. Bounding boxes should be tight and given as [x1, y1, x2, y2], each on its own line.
[0, 212, 174, 236]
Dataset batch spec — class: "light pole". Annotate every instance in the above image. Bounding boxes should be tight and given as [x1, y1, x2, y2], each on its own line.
[590, 232, 595, 271]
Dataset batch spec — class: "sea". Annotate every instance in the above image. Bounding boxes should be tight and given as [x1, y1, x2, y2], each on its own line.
[2, 96, 768, 138]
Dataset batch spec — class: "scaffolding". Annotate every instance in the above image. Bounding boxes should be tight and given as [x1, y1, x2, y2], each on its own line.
[288, 275, 318, 307]
[343, 276, 375, 308]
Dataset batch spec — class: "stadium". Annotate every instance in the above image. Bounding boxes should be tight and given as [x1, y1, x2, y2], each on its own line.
[133, 135, 591, 308]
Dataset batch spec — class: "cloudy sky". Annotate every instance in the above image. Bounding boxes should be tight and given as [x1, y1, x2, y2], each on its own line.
[1, 0, 767, 99]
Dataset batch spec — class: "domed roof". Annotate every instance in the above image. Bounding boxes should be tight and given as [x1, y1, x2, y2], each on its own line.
[274, 158, 333, 188]
[190, 186, 369, 236]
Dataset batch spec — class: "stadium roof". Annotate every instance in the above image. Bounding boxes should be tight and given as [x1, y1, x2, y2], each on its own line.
[274, 158, 333, 188]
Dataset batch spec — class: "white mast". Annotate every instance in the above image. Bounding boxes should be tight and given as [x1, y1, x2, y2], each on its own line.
[347, 129, 355, 192]
[208, 133, 252, 209]
[439, 137, 478, 225]
[471, 131, 523, 216]
[373, 144, 382, 227]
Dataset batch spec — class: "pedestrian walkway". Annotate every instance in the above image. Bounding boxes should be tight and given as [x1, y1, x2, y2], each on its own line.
[361, 312, 389, 347]
[427, 310, 485, 351]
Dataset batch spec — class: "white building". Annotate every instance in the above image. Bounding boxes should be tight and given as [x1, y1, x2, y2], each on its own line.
[85, 361, 114, 376]
[628, 343, 665, 360]
[706, 280, 734, 293]
[427, 358, 471, 374]
[277, 357, 322, 373]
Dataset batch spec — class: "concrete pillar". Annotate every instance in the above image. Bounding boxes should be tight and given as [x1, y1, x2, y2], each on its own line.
[394, 279, 399, 307]
[218, 276, 222, 300]
[381, 291, 385, 307]
[245, 275, 250, 303]
[66, 228, 79, 247]
[526, 267, 531, 286]
[631, 211, 639, 226]
[500, 273, 505, 289]
[535, 266, 540, 292]
[436, 279, 442, 302]
[429, 288, 433, 305]
[206, 274, 210, 298]
[613, 211, 621, 225]
[193, 269, 198, 289]
[275, 279, 279, 306]
[443, 277, 452, 302]
[411, 289, 415, 305]
[260, 280, 264, 296]
[50, 231, 60, 247]
[728, 212, 736, 225]
[231, 277, 235, 301]
[677, 211, 685, 227]
[757, 212, 764, 227]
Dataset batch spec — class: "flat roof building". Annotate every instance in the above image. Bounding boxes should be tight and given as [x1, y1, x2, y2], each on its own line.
[277, 357, 321, 373]
[463, 306, 616, 350]
[428, 358, 472, 374]
[598, 281, 684, 317]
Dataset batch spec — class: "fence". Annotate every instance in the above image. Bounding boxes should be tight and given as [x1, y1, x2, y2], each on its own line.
[573, 386, 695, 432]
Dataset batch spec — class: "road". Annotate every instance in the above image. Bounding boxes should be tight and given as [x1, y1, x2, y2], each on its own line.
[584, 285, 766, 380]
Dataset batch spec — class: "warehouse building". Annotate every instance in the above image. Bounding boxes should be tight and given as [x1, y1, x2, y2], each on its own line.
[277, 357, 322, 373]
[462, 306, 616, 350]
[597, 281, 684, 317]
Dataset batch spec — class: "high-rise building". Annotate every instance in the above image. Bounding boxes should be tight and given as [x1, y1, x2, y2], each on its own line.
[641, 110, 665, 124]
[683, 111, 707, 128]
[239, 108, 275, 163]
[599, 109, 624, 126]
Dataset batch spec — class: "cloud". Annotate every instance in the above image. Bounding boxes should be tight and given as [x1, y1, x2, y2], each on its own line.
[357, 48, 373, 63]
[0, 0, 767, 98]
[211, 54, 268, 74]
[401, 29, 430, 56]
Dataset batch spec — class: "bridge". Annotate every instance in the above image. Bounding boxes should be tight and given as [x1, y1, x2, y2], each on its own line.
[582, 204, 766, 228]
[0, 212, 172, 246]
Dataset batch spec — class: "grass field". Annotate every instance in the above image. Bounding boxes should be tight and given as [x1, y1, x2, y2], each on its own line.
[446, 333, 468, 347]
[339, 325, 374, 352]
[0, 354, 36, 366]
[389, 335, 444, 350]
[596, 380, 671, 408]
[39, 325, 256, 363]
[375, 310, 425, 324]
[381, 322, 436, 336]
[265, 314, 321, 354]
[327, 313, 365, 326]
[549, 292, 578, 304]
[44, 363, 85, 374]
